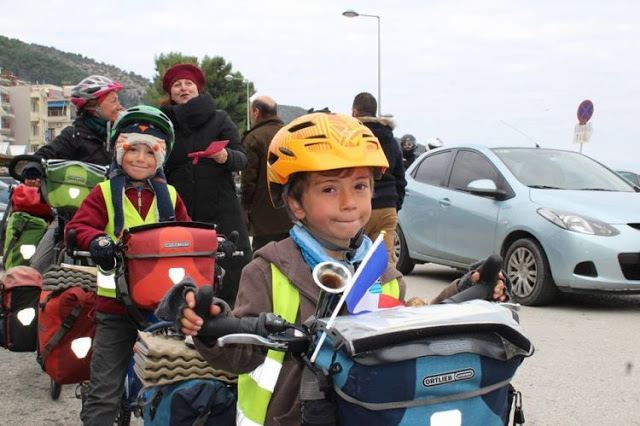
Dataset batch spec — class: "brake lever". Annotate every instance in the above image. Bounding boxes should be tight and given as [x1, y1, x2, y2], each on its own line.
[217, 333, 290, 350]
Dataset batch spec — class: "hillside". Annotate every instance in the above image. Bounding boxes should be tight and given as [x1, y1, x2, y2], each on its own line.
[0, 34, 306, 118]
[0, 35, 150, 106]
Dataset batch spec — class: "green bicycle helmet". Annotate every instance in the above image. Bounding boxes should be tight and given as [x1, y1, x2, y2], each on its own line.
[109, 105, 175, 167]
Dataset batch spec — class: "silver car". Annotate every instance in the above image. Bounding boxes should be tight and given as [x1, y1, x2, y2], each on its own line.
[396, 145, 640, 305]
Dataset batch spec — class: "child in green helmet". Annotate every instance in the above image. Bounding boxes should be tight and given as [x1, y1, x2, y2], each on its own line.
[66, 106, 191, 425]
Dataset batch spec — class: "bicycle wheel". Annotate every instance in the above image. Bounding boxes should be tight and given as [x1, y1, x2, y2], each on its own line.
[114, 393, 131, 426]
[49, 378, 62, 400]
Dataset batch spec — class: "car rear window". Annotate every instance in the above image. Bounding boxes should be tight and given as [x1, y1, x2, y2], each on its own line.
[414, 151, 453, 186]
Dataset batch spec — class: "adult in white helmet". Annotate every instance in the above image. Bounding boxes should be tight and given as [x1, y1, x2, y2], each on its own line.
[21, 75, 124, 273]
[427, 136, 444, 150]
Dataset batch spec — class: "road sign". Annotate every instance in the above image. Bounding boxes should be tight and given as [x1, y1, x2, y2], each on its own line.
[573, 122, 593, 144]
[577, 100, 594, 125]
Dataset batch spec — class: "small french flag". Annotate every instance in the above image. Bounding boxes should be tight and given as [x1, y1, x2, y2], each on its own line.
[345, 234, 403, 314]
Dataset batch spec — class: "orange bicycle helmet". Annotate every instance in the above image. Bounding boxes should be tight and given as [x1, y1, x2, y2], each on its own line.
[267, 112, 389, 208]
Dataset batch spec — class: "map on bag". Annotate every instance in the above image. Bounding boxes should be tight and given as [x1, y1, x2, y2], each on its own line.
[187, 140, 229, 164]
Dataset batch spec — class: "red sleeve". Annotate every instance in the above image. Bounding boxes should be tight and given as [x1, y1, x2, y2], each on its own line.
[65, 186, 110, 249]
[174, 194, 191, 221]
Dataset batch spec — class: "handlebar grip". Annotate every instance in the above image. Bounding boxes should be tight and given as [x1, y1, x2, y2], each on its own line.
[198, 316, 261, 339]
[194, 285, 263, 338]
[443, 254, 503, 304]
[194, 285, 214, 319]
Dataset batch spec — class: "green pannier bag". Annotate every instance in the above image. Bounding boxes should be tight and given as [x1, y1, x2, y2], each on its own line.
[42, 160, 108, 211]
[3, 212, 49, 270]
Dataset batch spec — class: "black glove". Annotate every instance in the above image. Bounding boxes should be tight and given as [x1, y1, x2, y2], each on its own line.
[456, 257, 513, 299]
[89, 235, 116, 270]
[22, 163, 43, 180]
[218, 239, 236, 259]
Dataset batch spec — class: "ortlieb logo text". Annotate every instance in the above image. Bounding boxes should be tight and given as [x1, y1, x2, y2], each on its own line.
[422, 369, 475, 387]
[164, 241, 191, 248]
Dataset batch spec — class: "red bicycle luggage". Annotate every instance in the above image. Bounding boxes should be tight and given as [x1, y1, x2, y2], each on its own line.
[11, 184, 53, 220]
[38, 282, 96, 384]
[122, 222, 218, 310]
[0, 266, 43, 352]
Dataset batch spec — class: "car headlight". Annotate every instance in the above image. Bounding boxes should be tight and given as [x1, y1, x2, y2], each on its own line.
[537, 208, 619, 236]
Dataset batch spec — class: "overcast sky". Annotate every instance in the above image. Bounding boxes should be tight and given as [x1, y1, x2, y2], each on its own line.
[2, 0, 639, 170]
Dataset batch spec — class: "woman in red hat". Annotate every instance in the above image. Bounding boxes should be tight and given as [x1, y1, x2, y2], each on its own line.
[161, 63, 252, 307]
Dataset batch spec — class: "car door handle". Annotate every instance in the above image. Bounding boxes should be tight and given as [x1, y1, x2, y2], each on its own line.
[439, 197, 451, 207]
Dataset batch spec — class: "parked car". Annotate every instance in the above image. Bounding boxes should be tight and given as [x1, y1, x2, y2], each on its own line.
[615, 170, 640, 186]
[0, 180, 12, 205]
[396, 145, 640, 306]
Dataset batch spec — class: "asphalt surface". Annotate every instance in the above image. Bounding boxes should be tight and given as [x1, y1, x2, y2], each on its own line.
[1, 263, 639, 425]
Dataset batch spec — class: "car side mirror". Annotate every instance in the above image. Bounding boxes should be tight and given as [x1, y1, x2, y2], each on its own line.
[467, 179, 507, 199]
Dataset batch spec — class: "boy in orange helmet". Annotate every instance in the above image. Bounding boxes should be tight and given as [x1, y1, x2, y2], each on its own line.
[167, 113, 507, 426]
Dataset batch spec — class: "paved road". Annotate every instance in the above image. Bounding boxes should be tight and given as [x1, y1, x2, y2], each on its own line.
[1, 263, 638, 425]
[406, 263, 640, 426]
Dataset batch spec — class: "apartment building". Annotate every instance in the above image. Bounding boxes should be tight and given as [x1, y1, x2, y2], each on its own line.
[1, 71, 73, 154]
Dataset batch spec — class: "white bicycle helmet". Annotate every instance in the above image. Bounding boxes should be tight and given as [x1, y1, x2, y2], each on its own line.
[427, 137, 444, 150]
[71, 75, 123, 109]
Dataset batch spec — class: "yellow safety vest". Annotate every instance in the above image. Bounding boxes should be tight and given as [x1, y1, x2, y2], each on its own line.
[96, 181, 177, 298]
[235, 264, 400, 425]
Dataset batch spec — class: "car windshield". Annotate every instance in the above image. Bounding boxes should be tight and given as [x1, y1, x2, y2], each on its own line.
[492, 148, 635, 192]
[617, 171, 639, 185]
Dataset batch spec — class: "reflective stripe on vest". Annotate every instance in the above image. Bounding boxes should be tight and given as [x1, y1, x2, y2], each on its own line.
[382, 278, 400, 299]
[236, 264, 399, 425]
[236, 264, 300, 426]
[96, 181, 177, 298]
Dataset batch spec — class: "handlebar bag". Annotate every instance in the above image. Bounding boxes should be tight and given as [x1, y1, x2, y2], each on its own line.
[313, 301, 534, 426]
[0, 266, 43, 352]
[41, 160, 108, 211]
[122, 222, 218, 310]
[37, 269, 96, 385]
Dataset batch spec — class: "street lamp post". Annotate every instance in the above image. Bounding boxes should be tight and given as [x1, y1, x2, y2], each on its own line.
[224, 74, 250, 131]
[343, 9, 381, 117]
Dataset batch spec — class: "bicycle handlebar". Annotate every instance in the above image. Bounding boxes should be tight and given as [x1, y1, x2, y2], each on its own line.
[193, 285, 310, 353]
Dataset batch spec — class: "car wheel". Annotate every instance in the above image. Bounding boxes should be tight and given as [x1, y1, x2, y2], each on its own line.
[395, 227, 415, 275]
[505, 238, 556, 306]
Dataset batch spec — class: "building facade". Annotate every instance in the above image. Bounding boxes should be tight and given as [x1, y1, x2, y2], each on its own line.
[1, 71, 73, 154]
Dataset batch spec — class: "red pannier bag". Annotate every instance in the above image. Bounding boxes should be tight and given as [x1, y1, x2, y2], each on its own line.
[38, 284, 96, 384]
[11, 184, 53, 220]
[0, 266, 43, 352]
[122, 222, 218, 310]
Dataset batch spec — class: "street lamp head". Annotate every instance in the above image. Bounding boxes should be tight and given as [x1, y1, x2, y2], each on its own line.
[224, 74, 234, 82]
[342, 10, 359, 18]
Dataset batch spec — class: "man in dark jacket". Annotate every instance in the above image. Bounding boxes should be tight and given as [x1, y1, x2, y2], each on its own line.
[22, 75, 123, 273]
[241, 96, 292, 251]
[352, 92, 407, 261]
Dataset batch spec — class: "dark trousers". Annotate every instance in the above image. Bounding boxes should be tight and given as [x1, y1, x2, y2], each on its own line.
[251, 233, 290, 252]
[81, 311, 138, 425]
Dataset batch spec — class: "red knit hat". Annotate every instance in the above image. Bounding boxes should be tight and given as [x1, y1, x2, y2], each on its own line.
[162, 63, 206, 94]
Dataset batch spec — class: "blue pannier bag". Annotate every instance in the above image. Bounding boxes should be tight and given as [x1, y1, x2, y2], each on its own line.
[142, 378, 236, 426]
[313, 300, 534, 426]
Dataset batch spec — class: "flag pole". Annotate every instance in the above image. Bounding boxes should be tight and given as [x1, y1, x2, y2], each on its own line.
[309, 232, 386, 363]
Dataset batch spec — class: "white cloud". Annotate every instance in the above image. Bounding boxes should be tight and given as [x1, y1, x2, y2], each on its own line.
[2, 0, 639, 169]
